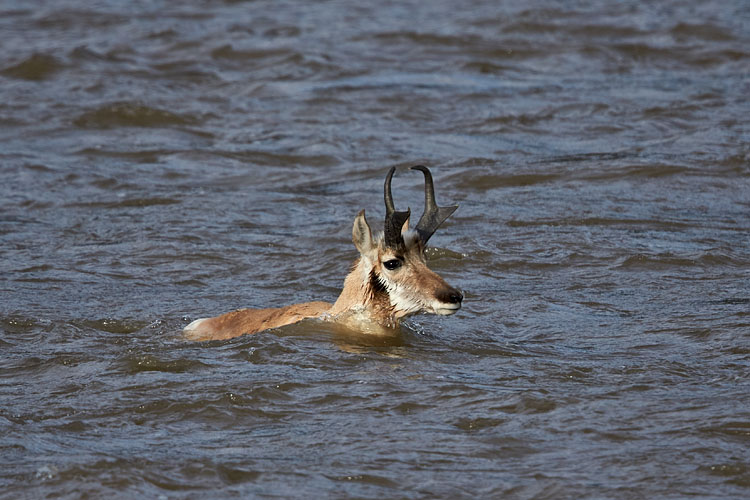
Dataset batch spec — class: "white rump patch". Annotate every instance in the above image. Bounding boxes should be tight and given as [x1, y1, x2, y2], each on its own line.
[183, 318, 209, 340]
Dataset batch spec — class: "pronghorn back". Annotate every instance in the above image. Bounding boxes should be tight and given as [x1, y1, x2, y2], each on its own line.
[184, 301, 331, 341]
[183, 166, 462, 341]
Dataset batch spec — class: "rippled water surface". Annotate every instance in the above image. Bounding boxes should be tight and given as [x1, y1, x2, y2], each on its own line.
[2, 0, 749, 498]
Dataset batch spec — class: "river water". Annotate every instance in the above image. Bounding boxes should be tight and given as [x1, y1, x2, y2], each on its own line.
[1, 0, 749, 498]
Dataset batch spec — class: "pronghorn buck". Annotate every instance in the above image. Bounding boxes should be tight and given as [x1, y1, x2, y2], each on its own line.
[184, 166, 463, 341]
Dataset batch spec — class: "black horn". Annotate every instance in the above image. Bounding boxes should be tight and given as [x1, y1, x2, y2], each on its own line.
[383, 167, 411, 248]
[411, 165, 457, 244]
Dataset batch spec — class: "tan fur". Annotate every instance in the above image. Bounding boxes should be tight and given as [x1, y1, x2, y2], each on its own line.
[184, 301, 331, 341]
[184, 169, 462, 342]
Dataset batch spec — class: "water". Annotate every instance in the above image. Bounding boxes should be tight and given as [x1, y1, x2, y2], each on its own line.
[1, 0, 749, 497]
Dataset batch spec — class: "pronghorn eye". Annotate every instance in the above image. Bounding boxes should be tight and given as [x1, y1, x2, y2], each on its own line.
[383, 259, 402, 271]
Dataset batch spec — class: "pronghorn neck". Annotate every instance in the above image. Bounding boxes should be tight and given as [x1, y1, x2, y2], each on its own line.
[328, 256, 399, 331]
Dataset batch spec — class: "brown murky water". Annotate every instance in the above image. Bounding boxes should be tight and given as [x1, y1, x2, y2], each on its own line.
[2, 1, 749, 498]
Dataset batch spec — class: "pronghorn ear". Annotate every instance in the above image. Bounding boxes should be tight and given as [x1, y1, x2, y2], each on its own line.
[352, 210, 377, 260]
[400, 214, 410, 235]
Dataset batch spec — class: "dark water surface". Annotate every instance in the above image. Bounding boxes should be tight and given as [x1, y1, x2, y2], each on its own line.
[2, 0, 749, 498]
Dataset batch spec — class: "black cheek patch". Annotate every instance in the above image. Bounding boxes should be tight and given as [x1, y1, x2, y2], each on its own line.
[369, 270, 388, 296]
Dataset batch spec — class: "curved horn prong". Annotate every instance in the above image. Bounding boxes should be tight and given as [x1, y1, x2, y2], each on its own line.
[384, 166, 396, 215]
[383, 167, 411, 248]
[411, 165, 457, 244]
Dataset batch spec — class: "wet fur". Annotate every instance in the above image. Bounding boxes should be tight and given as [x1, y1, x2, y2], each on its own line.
[184, 201, 461, 341]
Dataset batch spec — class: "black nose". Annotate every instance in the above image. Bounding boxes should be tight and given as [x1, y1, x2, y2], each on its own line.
[440, 288, 463, 304]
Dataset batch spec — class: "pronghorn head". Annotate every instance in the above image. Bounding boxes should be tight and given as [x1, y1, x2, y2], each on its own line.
[351, 166, 463, 321]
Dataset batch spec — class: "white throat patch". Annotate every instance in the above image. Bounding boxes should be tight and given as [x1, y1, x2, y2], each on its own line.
[376, 273, 427, 317]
